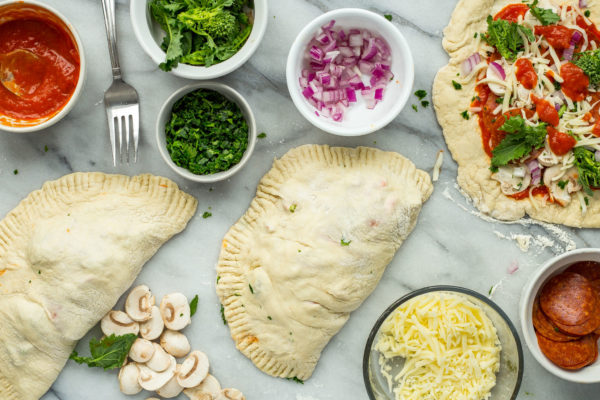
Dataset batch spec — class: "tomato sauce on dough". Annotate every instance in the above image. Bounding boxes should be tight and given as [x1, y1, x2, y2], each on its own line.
[0, 4, 80, 126]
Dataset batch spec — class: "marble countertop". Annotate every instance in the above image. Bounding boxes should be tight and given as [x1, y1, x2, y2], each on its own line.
[1, 0, 599, 399]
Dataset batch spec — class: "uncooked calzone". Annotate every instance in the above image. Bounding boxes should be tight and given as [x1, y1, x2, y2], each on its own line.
[216, 145, 432, 380]
[0, 173, 197, 400]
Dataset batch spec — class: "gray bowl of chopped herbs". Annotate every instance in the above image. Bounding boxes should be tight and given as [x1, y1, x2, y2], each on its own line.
[156, 82, 256, 182]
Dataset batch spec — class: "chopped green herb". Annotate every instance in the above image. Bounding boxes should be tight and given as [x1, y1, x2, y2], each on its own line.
[558, 104, 567, 117]
[489, 286, 494, 295]
[13, 169, 18, 175]
[554, 326, 559, 332]
[495, 97, 504, 104]
[473, 32, 478, 38]
[452, 80, 462, 90]
[165, 89, 248, 175]
[421, 100, 429, 108]
[553, 80, 561, 91]
[180, 313, 183, 317]
[220, 304, 227, 324]
[412, 104, 418, 112]
[461, 110, 470, 120]
[557, 180, 568, 190]
[483, 16, 534, 61]
[340, 238, 351, 246]
[528, 0, 560, 25]
[257, 132, 267, 139]
[414, 89, 427, 100]
[233, 293, 241, 296]
[267, 315, 272, 320]
[202, 211, 212, 218]
[249, 284, 254, 294]
[289, 204, 297, 213]
[585, 196, 590, 205]
[44, 145, 48, 152]
[69, 334, 136, 370]
[216, 275, 221, 284]
[38, 270, 41, 274]
[189, 295, 199, 317]
[286, 377, 304, 384]
[573, 50, 600, 86]
[585, 10, 591, 18]
[573, 146, 600, 195]
[490, 116, 547, 168]
[384, 14, 392, 21]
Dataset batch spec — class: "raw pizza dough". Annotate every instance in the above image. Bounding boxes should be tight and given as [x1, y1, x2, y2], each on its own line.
[433, 0, 600, 227]
[0, 173, 197, 400]
[216, 145, 433, 380]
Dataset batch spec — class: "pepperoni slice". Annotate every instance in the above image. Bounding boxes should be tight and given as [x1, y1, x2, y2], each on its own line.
[566, 261, 600, 282]
[532, 299, 579, 342]
[536, 332, 599, 370]
[553, 311, 600, 336]
[540, 272, 599, 326]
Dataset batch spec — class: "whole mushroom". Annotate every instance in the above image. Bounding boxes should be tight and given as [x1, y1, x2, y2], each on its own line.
[160, 330, 191, 358]
[177, 351, 209, 388]
[183, 374, 221, 400]
[125, 285, 155, 322]
[147, 342, 172, 372]
[156, 364, 184, 398]
[138, 355, 177, 391]
[118, 363, 142, 395]
[101, 310, 139, 336]
[129, 338, 155, 363]
[140, 305, 164, 340]
[160, 293, 191, 331]
[216, 388, 245, 400]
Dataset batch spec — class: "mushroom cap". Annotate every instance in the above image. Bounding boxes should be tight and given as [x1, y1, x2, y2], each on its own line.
[125, 285, 155, 322]
[118, 363, 142, 395]
[160, 330, 191, 358]
[183, 374, 221, 400]
[160, 293, 191, 331]
[217, 389, 245, 400]
[147, 342, 172, 372]
[129, 338, 155, 363]
[156, 364, 184, 398]
[177, 351, 209, 388]
[101, 310, 139, 336]
[138, 355, 176, 391]
[140, 305, 164, 340]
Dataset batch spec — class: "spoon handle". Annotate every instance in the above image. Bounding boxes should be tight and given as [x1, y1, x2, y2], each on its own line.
[101, 0, 121, 80]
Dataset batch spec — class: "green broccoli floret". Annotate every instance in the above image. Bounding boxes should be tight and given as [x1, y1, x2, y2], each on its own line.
[573, 50, 600, 86]
[177, 6, 237, 40]
[573, 147, 600, 195]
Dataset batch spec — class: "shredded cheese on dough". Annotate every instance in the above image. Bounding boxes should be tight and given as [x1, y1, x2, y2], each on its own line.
[375, 293, 501, 400]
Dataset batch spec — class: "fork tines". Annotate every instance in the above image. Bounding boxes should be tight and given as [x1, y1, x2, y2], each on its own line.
[107, 104, 139, 166]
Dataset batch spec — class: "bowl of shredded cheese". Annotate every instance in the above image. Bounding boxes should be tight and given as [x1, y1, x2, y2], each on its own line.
[363, 286, 523, 400]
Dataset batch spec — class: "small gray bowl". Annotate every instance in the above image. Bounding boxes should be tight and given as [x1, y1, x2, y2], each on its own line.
[156, 82, 256, 183]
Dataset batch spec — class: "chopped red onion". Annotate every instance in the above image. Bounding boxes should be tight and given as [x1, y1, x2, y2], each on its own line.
[508, 261, 519, 275]
[374, 87, 384, 101]
[321, 19, 335, 31]
[580, 0, 588, 8]
[462, 53, 482, 75]
[526, 159, 542, 186]
[361, 38, 377, 61]
[489, 61, 506, 80]
[563, 31, 583, 61]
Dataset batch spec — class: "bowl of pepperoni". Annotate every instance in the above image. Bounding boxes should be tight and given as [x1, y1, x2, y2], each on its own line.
[520, 248, 600, 383]
[0, 0, 85, 133]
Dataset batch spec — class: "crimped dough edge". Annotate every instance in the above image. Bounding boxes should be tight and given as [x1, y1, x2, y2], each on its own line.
[216, 144, 433, 380]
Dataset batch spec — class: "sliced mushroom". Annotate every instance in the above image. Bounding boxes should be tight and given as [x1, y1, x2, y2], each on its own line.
[160, 293, 191, 331]
[216, 388, 245, 400]
[147, 342, 172, 372]
[160, 330, 191, 358]
[545, 166, 581, 205]
[156, 364, 184, 398]
[183, 374, 221, 400]
[129, 338, 155, 363]
[101, 310, 139, 336]
[138, 355, 176, 391]
[140, 305, 164, 340]
[118, 363, 142, 395]
[177, 351, 209, 388]
[491, 165, 531, 195]
[125, 285, 155, 322]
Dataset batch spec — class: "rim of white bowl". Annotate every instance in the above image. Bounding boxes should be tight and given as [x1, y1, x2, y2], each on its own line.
[130, 0, 268, 80]
[286, 8, 415, 136]
[519, 248, 600, 383]
[0, 0, 86, 133]
[156, 82, 257, 183]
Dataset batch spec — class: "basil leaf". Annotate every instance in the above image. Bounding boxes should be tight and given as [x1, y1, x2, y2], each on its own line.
[190, 294, 199, 317]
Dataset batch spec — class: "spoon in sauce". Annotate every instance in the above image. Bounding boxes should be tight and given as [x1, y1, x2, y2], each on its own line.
[0, 49, 45, 97]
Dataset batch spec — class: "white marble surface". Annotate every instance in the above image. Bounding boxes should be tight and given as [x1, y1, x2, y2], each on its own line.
[0, 0, 598, 399]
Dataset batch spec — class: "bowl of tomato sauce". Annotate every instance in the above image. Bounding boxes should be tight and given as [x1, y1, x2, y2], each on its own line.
[0, 0, 85, 132]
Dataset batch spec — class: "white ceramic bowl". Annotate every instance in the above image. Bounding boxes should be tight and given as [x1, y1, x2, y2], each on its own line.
[156, 82, 256, 183]
[0, 0, 86, 133]
[130, 0, 268, 79]
[286, 8, 414, 136]
[520, 248, 600, 383]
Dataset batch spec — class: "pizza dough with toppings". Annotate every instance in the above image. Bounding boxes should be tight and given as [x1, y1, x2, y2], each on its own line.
[0, 173, 197, 400]
[433, 0, 600, 227]
[216, 145, 433, 380]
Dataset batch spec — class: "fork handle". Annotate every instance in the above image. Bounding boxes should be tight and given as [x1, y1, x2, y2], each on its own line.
[101, 0, 122, 80]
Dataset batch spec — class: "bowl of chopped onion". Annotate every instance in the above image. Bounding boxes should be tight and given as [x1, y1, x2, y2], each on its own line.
[286, 8, 414, 136]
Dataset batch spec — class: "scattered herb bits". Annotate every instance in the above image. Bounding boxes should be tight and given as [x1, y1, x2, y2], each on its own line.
[165, 89, 249, 175]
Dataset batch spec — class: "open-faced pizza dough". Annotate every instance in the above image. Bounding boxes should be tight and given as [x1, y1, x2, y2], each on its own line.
[216, 145, 433, 380]
[433, 0, 600, 227]
[0, 173, 197, 400]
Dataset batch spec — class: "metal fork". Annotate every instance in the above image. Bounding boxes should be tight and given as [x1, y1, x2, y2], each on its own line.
[101, 0, 140, 165]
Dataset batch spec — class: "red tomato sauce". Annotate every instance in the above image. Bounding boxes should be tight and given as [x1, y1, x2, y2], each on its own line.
[494, 4, 529, 22]
[534, 25, 578, 50]
[0, 4, 80, 126]
[547, 126, 576, 155]
[577, 15, 600, 43]
[561, 62, 589, 101]
[515, 58, 538, 90]
[532, 95, 559, 127]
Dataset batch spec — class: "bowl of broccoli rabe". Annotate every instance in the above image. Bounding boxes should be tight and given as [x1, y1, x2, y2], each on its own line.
[130, 0, 268, 79]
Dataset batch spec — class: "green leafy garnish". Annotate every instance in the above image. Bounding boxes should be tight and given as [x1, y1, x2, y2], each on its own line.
[340, 238, 351, 246]
[220, 304, 227, 325]
[414, 89, 427, 100]
[585, 10, 591, 18]
[384, 14, 392, 21]
[190, 295, 199, 316]
[149, 0, 253, 71]
[484, 16, 534, 61]
[573, 146, 600, 195]
[69, 334, 136, 370]
[573, 50, 600, 86]
[412, 104, 418, 112]
[289, 204, 297, 213]
[13, 169, 18, 175]
[257, 132, 267, 138]
[528, 0, 560, 26]
[452, 80, 462, 90]
[267, 315, 272, 320]
[286, 377, 304, 384]
[44, 145, 48, 152]
[166, 89, 248, 175]
[461, 110, 470, 120]
[490, 116, 547, 168]
[557, 180, 568, 190]
[203, 211, 212, 218]
[421, 100, 429, 108]
[249, 283, 254, 294]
